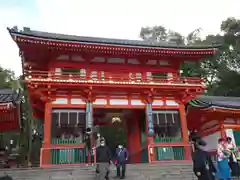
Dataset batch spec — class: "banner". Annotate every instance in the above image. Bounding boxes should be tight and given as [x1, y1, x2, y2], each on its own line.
[86, 102, 93, 130]
[146, 103, 154, 136]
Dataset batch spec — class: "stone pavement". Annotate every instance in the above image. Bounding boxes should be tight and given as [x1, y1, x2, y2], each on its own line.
[0, 162, 197, 180]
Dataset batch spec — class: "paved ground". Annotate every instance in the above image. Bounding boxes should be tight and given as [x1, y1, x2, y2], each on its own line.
[0, 162, 196, 180]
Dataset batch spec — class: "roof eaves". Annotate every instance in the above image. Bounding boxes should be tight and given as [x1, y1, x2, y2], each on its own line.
[8, 27, 221, 50]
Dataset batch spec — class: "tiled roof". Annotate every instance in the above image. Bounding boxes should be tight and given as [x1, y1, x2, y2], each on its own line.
[189, 95, 240, 109]
[8, 27, 220, 49]
[0, 89, 21, 105]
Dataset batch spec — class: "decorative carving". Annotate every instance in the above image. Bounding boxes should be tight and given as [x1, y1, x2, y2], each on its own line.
[112, 117, 121, 123]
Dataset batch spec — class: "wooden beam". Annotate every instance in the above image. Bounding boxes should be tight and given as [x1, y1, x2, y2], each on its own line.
[48, 60, 178, 73]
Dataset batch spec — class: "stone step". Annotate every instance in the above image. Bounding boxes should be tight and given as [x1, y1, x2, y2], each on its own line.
[0, 162, 197, 180]
[0, 163, 193, 172]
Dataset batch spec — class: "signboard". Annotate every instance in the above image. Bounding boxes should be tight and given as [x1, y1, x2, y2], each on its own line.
[146, 103, 154, 136]
[86, 102, 93, 129]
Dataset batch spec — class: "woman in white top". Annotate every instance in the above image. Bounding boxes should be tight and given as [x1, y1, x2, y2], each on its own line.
[216, 138, 231, 180]
[226, 137, 240, 177]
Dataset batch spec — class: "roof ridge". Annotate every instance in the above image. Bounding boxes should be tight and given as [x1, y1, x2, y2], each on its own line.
[8, 26, 221, 49]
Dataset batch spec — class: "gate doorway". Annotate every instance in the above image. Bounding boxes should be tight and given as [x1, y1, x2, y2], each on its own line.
[99, 123, 126, 156]
[93, 108, 146, 163]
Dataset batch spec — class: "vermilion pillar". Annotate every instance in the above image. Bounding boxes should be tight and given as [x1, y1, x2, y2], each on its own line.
[179, 103, 191, 160]
[220, 120, 226, 138]
[126, 112, 141, 163]
[85, 101, 93, 163]
[42, 102, 52, 165]
[43, 102, 52, 147]
[145, 103, 154, 163]
[179, 104, 189, 143]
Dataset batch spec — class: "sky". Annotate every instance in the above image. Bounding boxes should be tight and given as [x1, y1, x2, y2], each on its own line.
[0, 0, 240, 76]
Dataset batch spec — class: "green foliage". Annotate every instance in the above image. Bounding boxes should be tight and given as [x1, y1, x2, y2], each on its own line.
[211, 70, 240, 96]
[140, 17, 240, 97]
[0, 68, 39, 165]
[99, 124, 127, 152]
[0, 67, 16, 89]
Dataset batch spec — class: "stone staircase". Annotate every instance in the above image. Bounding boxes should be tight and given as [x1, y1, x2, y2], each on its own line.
[0, 162, 197, 180]
[127, 162, 197, 180]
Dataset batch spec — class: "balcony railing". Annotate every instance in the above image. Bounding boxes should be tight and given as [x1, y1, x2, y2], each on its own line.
[40, 146, 96, 168]
[148, 144, 192, 163]
[25, 70, 204, 86]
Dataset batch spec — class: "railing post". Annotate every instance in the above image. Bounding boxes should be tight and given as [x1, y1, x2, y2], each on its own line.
[94, 148, 96, 164]
[148, 145, 152, 163]
[40, 148, 43, 168]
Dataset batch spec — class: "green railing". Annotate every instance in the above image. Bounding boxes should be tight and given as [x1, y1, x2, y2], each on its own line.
[233, 130, 240, 146]
[140, 148, 149, 163]
[154, 146, 185, 161]
[140, 140, 147, 147]
[49, 138, 87, 165]
[51, 148, 87, 164]
[154, 137, 182, 143]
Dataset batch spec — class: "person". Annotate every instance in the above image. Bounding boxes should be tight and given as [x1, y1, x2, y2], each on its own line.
[84, 128, 92, 150]
[96, 138, 111, 180]
[115, 144, 129, 179]
[189, 129, 202, 143]
[84, 128, 92, 165]
[216, 138, 231, 180]
[95, 133, 102, 148]
[226, 136, 240, 178]
[192, 139, 216, 180]
[95, 133, 102, 174]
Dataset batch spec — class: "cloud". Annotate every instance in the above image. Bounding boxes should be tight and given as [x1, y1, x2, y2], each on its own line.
[34, 0, 240, 37]
[34, 0, 146, 39]
[0, 8, 26, 76]
[1, 0, 240, 76]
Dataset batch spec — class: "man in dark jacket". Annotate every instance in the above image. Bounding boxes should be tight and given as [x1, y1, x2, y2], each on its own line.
[84, 128, 92, 165]
[96, 138, 111, 180]
[192, 139, 216, 180]
[116, 145, 129, 179]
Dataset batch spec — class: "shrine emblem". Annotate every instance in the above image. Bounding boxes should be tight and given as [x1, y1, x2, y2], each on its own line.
[112, 117, 121, 123]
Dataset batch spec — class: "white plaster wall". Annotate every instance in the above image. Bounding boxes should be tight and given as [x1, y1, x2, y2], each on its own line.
[166, 100, 178, 106]
[130, 100, 144, 105]
[52, 98, 68, 104]
[51, 97, 180, 107]
[109, 99, 128, 105]
[152, 100, 164, 106]
[70, 98, 85, 104]
[202, 131, 221, 151]
[94, 99, 107, 105]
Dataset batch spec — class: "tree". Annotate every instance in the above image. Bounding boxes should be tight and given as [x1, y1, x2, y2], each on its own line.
[0, 67, 40, 166]
[211, 70, 240, 96]
[220, 17, 240, 71]
[209, 17, 240, 96]
[140, 26, 168, 41]
[139, 26, 218, 84]
[139, 19, 240, 97]
[0, 67, 16, 89]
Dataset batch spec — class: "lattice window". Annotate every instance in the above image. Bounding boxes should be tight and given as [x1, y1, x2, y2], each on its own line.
[51, 109, 86, 143]
[61, 68, 80, 74]
[152, 110, 182, 141]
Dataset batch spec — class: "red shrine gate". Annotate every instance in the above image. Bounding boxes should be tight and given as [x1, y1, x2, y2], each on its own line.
[0, 89, 21, 132]
[8, 26, 218, 167]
